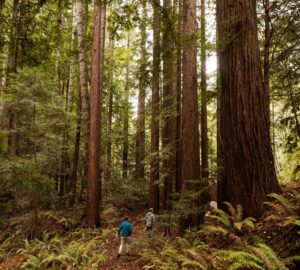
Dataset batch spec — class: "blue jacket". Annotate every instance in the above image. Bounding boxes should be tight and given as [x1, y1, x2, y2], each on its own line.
[118, 220, 132, 237]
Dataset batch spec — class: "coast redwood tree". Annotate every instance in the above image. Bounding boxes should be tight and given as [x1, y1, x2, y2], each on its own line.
[216, 0, 281, 217]
[182, 0, 200, 188]
[87, 0, 106, 227]
[149, 0, 160, 213]
[180, 0, 201, 230]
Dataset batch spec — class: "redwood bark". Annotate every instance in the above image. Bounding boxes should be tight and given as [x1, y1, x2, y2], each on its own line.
[180, 0, 201, 230]
[216, 0, 281, 218]
[149, 1, 160, 213]
[122, 32, 130, 180]
[200, 0, 209, 179]
[87, 0, 106, 227]
[175, 0, 183, 193]
[182, 0, 200, 184]
[135, 3, 147, 182]
[162, 0, 176, 214]
[77, 0, 90, 180]
[105, 36, 114, 182]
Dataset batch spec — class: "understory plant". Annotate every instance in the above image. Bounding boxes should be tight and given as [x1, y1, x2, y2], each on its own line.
[19, 230, 107, 270]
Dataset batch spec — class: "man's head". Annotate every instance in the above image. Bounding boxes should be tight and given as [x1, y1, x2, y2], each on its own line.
[149, 208, 153, 213]
[125, 216, 130, 221]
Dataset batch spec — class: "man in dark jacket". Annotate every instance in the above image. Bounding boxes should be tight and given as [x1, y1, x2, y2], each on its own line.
[117, 217, 132, 258]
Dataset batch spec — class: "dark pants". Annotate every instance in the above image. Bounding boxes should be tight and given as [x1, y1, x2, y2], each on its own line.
[146, 226, 153, 237]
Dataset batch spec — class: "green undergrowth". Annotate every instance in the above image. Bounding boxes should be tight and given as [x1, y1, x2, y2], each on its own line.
[0, 192, 299, 270]
[140, 194, 300, 270]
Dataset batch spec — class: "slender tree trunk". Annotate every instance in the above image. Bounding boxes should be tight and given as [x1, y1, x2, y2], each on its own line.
[180, 0, 201, 230]
[264, 0, 271, 128]
[0, 0, 5, 16]
[67, 2, 78, 113]
[216, 0, 281, 218]
[122, 32, 130, 180]
[149, 1, 160, 213]
[135, 2, 147, 182]
[6, 0, 20, 156]
[105, 36, 114, 182]
[175, 0, 183, 193]
[70, 87, 82, 207]
[87, 0, 106, 227]
[162, 0, 176, 215]
[77, 0, 90, 182]
[200, 0, 208, 180]
[56, 0, 63, 93]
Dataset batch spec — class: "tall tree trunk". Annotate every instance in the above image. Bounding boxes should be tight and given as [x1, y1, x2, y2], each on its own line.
[122, 32, 130, 180]
[67, 2, 78, 114]
[149, 1, 160, 213]
[180, 0, 201, 230]
[216, 0, 281, 218]
[0, 0, 5, 16]
[135, 2, 147, 182]
[175, 0, 183, 193]
[264, 0, 271, 128]
[70, 87, 82, 207]
[87, 0, 106, 227]
[6, 0, 20, 156]
[162, 0, 176, 215]
[56, 0, 63, 93]
[200, 0, 208, 180]
[105, 36, 114, 183]
[77, 0, 90, 182]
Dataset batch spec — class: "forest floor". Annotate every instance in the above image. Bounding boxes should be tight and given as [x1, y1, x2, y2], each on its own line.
[0, 182, 299, 270]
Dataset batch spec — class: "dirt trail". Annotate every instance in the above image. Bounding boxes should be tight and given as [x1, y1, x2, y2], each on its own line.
[99, 214, 145, 270]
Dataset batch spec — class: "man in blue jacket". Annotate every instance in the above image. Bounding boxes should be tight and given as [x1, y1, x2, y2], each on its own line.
[117, 217, 132, 258]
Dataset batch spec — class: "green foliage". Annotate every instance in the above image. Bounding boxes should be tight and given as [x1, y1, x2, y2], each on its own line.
[264, 193, 300, 232]
[141, 237, 209, 270]
[219, 242, 288, 270]
[19, 230, 107, 270]
[202, 202, 256, 237]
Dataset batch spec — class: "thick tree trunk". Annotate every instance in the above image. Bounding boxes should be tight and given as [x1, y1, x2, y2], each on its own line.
[122, 33, 130, 180]
[216, 0, 281, 218]
[135, 3, 147, 182]
[87, 0, 106, 227]
[180, 0, 201, 231]
[182, 0, 200, 187]
[161, 0, 176, 215]
[105, 36, 114, 183]
[149, 1, 160, 214]
[175, 0, 183, 194]
[200, 0, 209, 180]
[77, 0, 90, 181]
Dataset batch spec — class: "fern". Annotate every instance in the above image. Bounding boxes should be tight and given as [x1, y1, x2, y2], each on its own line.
[219, 242, 288, 270]
[250, 243, 288, 270]
[203, 202, 256, 238]
[267, 193, 297, 214]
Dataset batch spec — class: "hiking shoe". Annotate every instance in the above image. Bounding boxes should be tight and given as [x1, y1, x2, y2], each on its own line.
[117, 253, 121, 259]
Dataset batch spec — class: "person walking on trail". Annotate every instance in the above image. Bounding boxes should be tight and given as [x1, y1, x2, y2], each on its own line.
[117, 217, 132, 258]
[145, 208, 155, 237]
